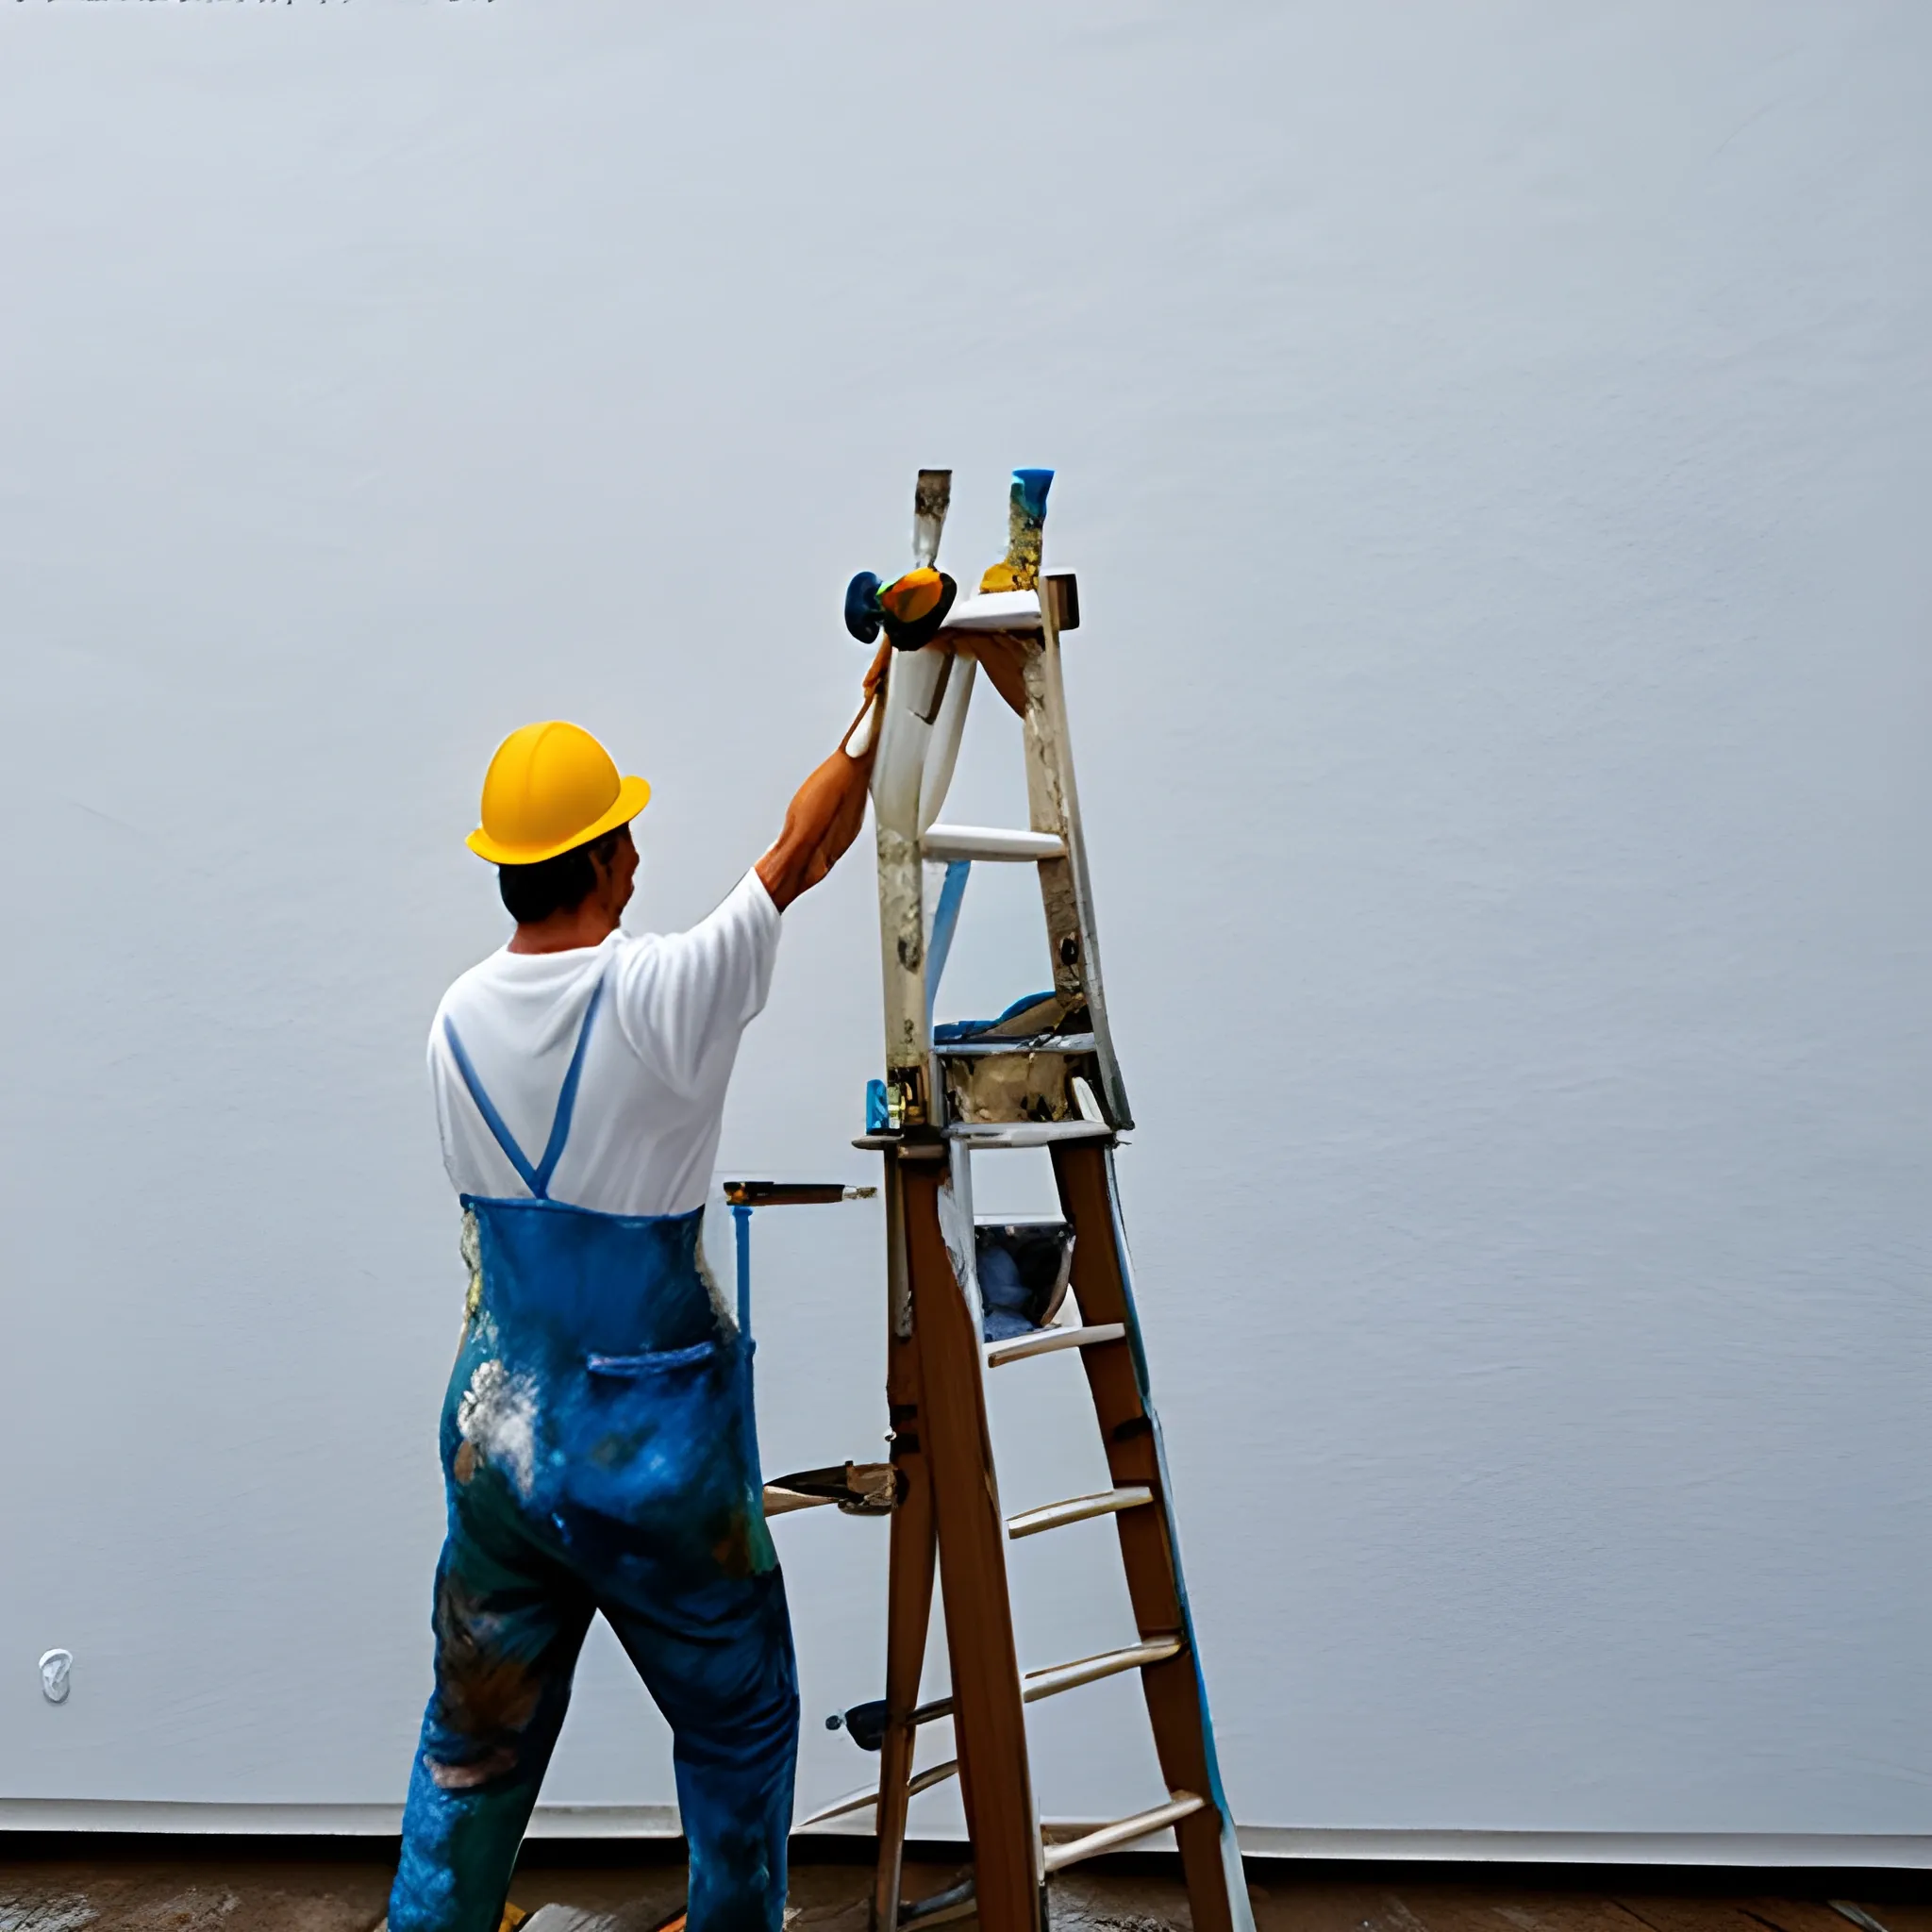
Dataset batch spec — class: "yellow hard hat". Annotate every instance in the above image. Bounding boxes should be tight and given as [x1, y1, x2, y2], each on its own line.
[467, 721, 652, 866]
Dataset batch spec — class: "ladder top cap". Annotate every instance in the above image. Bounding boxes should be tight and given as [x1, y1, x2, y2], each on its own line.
[943, 589, 1040, 632]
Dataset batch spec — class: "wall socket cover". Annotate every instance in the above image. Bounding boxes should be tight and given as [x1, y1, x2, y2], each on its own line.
[39, 1650, 72, 1704]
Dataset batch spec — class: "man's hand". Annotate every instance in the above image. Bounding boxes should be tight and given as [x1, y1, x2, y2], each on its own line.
[754, 654, 888, 910]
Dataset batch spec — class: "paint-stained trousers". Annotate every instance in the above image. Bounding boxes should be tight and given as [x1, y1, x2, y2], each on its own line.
[389, 1441, 798, 1932]
[391, 1542, 795, 1931]
[390, 1232, 798, 1932]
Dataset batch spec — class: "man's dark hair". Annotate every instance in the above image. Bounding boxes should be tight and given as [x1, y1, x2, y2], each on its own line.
[498, 829, 621, 925]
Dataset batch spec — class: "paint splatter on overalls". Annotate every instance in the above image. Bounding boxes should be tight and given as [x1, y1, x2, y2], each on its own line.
[390, 977, 797, 1932]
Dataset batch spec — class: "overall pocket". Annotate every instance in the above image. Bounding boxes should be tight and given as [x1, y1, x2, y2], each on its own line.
[564, 1337, 751, 1528]
[586, 1340, 719, 1378]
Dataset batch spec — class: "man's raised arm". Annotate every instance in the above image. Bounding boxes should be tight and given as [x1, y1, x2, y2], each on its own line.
[755, 645, 889, 910]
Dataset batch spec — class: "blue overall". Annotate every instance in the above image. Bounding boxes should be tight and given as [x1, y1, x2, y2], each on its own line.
[391, 977, 798, 1932]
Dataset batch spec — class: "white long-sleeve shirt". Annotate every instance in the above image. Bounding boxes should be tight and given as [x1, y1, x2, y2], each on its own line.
[428, 870, 781, 1217]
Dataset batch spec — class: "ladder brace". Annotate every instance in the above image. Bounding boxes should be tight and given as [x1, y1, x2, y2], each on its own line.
[1042, 1792, 1208, 1874]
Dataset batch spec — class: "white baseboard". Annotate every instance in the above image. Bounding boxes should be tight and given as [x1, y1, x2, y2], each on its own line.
[0, 1801, 677, 1840]
[0, 1801, 1924, 1868]
[1230, 1826, 1932, 1868]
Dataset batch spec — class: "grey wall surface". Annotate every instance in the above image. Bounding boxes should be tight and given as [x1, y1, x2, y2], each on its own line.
[1, 0, 1927, 1851]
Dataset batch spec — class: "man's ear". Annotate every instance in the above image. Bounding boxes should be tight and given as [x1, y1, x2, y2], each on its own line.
[593, 835, 627, 903]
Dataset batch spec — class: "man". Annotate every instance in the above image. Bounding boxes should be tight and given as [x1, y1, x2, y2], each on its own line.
[389, 665, 881, 1932]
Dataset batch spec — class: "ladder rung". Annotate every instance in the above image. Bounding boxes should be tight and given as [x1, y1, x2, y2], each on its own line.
[1023, 1635, 1184, 1699]
[1041, 1790, 1206, 1874]
[952, 1635, 1187, 1727]
[840, 1635, 1187, 1748]
[1007, 1486, 1154, 1539]
[797, 1755, 960, 1829]
[908, 1756, 959, 1799]
[945, 1120, 1113, 1150]
[922, 824, 1065, 863]
[986, 1322, 1127, 1367]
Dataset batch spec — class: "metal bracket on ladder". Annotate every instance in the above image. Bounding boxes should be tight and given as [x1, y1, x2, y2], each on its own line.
[818, 469, 1255, 1932]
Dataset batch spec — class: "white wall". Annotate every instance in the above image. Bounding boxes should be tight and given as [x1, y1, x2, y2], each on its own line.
[1, 0, 1926, 1857]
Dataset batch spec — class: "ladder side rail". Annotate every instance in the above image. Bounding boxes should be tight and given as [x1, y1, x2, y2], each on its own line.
[900, 1157, 1042, 1932]
[870, 644, 945, 1124]
[873, 1154, 940, 1932]
[872, 642, 981, 1127]
[1019, 590, 1132, 1127]
[1050, 1141, 1255, 1932]
[1016, 631, 1084, 1017]
[868, 462, 969, 1126]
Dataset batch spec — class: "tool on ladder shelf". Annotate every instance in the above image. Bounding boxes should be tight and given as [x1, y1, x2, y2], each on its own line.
[802, 469, 1256, 1932]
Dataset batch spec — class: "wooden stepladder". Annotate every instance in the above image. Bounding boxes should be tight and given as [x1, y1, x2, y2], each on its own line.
[805, 470, 1257, 1932]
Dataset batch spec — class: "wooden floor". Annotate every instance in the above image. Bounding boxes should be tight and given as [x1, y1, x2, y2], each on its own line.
[0, 1851, 1923, 1932]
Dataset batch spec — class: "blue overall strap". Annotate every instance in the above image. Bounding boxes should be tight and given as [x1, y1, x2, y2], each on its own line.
[442, 973, 608, 1201]
[731, 1203, 754, 1339]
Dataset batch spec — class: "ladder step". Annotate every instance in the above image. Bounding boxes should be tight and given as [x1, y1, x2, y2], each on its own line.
[1024, 1634, 1185, 1700]
[797, 1755, 960, 1829]
[945, 1119, 1113, 1150]
[941, 1634, 1185, 1727]
[1041, 1790, 1207, 1874]
[850, 1133, 946, 1158]
[835, 1636, 1187, 1751]
[940, 1032, 1097, 1058]
[986, 1321, 1127, 1367]
[922, 824, 1065, 862]
[1007, 1485, 1155, 1539]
